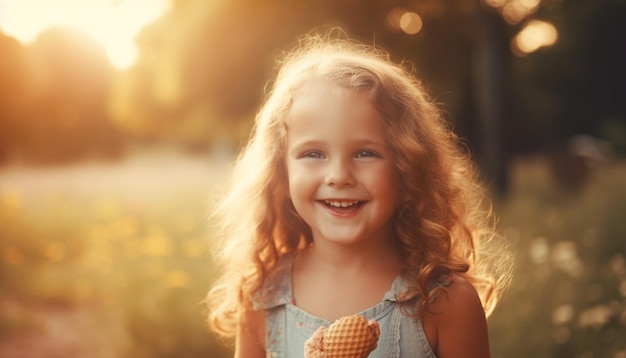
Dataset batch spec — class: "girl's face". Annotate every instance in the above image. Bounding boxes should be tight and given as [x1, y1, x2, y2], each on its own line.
[285, 81, 400, 247]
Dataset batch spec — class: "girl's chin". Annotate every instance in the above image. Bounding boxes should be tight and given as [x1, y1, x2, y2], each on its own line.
[315, 234, 366, 246]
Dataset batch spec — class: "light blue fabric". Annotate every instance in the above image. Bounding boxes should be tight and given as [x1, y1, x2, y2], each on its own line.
[252, 254, 452, 358]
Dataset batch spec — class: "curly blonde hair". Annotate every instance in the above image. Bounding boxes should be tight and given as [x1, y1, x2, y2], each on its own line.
[207, 33, 512, 341]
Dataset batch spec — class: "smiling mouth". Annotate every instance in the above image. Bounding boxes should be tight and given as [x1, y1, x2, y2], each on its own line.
[323, 200, 365, 209]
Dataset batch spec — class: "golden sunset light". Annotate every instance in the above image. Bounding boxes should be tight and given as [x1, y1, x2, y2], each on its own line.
[0, 0, 170, 69]
[1, 0, 624, 356]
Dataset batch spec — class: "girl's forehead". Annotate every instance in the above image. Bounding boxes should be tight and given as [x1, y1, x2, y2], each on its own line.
[287, 82, 373, 119]
[289, 80, 370, 108]
[284, 81, 387, 139]
[293, 79, 344, 96]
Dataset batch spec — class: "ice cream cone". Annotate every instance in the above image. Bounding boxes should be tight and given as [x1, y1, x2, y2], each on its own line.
[304, 315, 380, 358]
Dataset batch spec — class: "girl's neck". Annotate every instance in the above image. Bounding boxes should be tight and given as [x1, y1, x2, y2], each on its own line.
[292, 238, 403, 321]
[301, 238, 402, 276]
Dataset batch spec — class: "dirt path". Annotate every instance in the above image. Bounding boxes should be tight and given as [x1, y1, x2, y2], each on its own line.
[0, 298, 126, 358]
[0, 148, 229, 201]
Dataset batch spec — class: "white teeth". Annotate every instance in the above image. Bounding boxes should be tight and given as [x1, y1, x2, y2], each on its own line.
[325, 200, 360, 208]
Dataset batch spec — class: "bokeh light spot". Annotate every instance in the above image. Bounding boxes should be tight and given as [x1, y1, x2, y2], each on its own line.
[551, 241, 584, 277]
[552, 304, 574, 325]
[0, 188, 23, 212]
[183, 239, 206, 258]
[42, 242, 66, 262]
[164, 270, 190, 288]
[512, 20, 558, 56]
[529, 237, 549, 264]
[140, 229, 172, 258]
[110, 216, 138, 239]
[577, 304, 614, 329]
[400, 12, 423, 35]
[385, 7, 405, 31]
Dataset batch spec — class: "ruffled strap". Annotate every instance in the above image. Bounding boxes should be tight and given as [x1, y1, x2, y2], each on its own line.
[384, 273, 455, 303]
[427, 274, 455, 303]
[251, 254, 295, 311]
[383, 274, 453, 358]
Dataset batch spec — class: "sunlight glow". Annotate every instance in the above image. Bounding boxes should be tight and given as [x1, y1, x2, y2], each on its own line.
[0, 0, 170, 69]
[512, 20, 558, 56]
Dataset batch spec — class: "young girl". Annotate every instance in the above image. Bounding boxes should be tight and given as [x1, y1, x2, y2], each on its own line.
[207, 33, 511, 358]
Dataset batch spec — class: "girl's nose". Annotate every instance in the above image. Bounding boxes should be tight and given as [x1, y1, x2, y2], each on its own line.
[324, 158, 355, 187]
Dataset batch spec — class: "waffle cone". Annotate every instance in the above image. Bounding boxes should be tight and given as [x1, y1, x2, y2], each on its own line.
[320, 315, 380, 358]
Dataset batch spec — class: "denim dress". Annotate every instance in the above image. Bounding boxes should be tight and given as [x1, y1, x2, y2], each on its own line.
[252, 254, 452, 358]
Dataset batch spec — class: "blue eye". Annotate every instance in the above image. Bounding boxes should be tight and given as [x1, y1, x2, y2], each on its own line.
[355, 150, 380, 158]
[302, 151, 325, 159]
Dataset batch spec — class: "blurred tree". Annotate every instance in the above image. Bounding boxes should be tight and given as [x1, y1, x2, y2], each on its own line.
[0, 28, 128, 164]
[0, 34, 29, 164]
[1, 0, 623, 167]
[507, 0, 626, 153]
[110, 0, 329, 151]
[22, 28, 125, 164]
[108, 0, 624, 179]
[468, 2, 512, 193]
[111, 0, 516, 187]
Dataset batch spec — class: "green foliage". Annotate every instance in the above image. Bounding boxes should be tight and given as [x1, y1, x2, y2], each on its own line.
[490, 159, 626, 358]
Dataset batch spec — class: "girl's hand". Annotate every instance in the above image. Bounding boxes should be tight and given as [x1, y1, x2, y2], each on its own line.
[304, 315, 380, 358]
[304, 326, 327, 358]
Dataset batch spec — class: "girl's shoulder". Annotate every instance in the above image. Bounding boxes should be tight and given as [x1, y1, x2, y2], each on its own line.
[394, 273, 454, 303]
[431, 275, 481, 309]
[427, 274, 455, 296]
[424, 275, 485, 321]
[422, 275, 490, 357]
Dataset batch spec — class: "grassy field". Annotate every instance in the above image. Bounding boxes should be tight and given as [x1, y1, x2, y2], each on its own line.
[0, 151, 624, 357]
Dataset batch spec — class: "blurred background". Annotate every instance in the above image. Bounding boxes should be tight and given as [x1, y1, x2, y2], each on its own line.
[0, 0, 625, 357]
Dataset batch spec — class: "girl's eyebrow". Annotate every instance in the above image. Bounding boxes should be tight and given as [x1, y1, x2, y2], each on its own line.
[288, 139, 325, 151]
[288, 138, 388, 153]
[353, 138, 387, 147]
